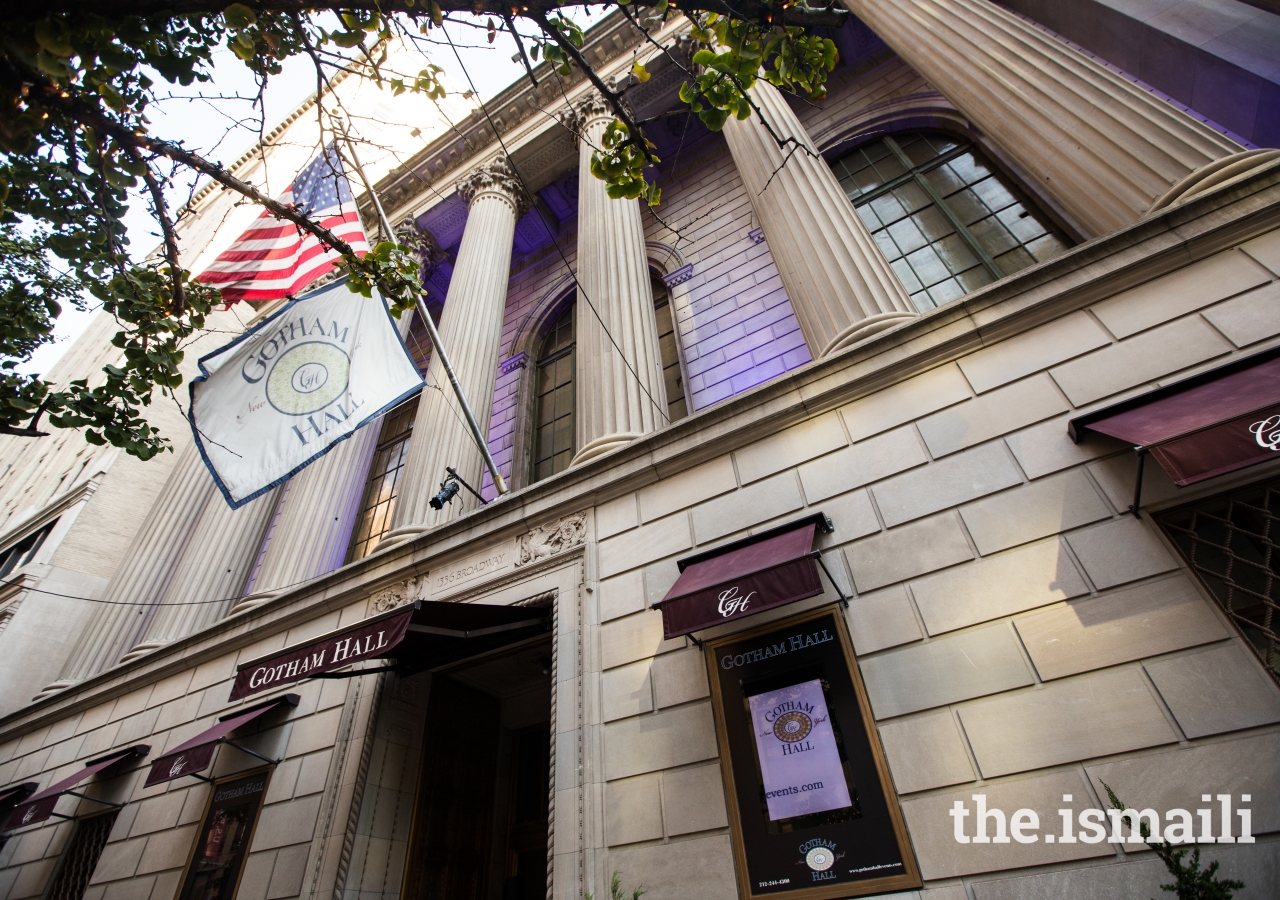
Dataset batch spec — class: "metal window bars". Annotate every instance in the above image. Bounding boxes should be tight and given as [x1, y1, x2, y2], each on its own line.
[45, 811, 119, 900]
[1157, 479, 1280, 682]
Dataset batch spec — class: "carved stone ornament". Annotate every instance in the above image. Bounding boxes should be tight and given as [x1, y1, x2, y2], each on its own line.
[396, 218, 449, 278]
[515, 513, 587, 568]
[456, 155, 534, 217]
[369, 574, 428, 613]
[560, 90, 629, 145]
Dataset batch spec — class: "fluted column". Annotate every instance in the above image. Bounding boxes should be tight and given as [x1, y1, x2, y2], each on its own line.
[386, 156, 530, 536]
[842, 0, 1242, 237]
[34, 443, 215, 698]
[246, 396, 382, 595]
[124, 486, 278, 657]
[723, 80, 917, 358]
[568, 96, 668, 466]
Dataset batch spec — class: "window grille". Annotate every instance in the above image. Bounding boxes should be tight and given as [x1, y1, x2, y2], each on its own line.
[533, 304, 576, 483]
[44, 811, 118, 900]
[347, 397, 419, 561]
[1157, 479, 1280, 682]
[831, 131, 1070, 311]
[0, 519, 57, 579]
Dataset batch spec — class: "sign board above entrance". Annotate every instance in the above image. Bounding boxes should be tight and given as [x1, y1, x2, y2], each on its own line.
[230, 600, 550, 700]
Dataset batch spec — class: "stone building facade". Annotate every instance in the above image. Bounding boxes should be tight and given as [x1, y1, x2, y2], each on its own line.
[2, 3, 1279, 900]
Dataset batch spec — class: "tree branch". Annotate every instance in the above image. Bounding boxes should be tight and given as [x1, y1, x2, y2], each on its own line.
[135, 151, 187, 316]
[28, 81, 359, 260]
[527, 9, 656, 164]
[503, 13, 539, 88]
[0, 1, 850, 28]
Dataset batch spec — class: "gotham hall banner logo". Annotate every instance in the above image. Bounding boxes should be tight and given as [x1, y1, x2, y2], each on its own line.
[748, 678, 852, 821]
[189, 280, 423, 508]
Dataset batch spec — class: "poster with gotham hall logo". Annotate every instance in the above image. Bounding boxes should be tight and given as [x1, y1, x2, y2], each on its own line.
[749, 679, 853, 821]
[710, 611, 920, 898]
[189, 280, 423, 508]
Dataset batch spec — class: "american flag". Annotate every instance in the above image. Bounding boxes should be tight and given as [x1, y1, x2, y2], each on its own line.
[198, 143, 370, 303]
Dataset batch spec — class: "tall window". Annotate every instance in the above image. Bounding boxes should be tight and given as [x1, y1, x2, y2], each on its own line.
[347, 312, 433, 562]
[832, 131, 1069, 311]
[0, 519, 56, 578]
[348, 398, 419, 561]
[652, 274, 688, 424]
[533, 304, 576, 483]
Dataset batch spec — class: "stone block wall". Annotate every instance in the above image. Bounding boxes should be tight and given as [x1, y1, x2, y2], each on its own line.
[644, 139, 810, 411]
[588, 227, 1280, 897]
[0, 601, 373, 900]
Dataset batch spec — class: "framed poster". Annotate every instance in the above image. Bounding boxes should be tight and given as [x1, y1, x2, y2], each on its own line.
[175, 768, 272, 900]
[705, 606, 920, 900]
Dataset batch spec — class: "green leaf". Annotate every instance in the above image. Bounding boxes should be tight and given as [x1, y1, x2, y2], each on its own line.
[33, 21, 74, 58]
[223, 3, 258, 29]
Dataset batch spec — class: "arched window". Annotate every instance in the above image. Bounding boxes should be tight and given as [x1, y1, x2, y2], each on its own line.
[651, 273, 689, 424]
[832, 131, 1069, 311]
[532, 303, 576, 483]
[529, 277, 688, 484]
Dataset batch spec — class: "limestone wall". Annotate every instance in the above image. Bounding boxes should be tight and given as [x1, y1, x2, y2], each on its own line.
[587, 227, 1280, 897]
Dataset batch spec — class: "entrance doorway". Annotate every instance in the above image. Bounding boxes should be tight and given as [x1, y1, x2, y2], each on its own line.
[402, 637, 552, 900]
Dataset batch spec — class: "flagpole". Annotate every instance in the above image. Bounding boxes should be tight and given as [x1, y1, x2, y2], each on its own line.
[334, 117, 509, 497]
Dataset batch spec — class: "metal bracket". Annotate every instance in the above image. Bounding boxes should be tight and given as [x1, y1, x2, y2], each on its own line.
[688, 634, 705, 649]
[221, 741, 280, 767]
[311, 664, 399, 680]
[63, 791, 125, 810]
[809, 550, 849, 609]
[1130, 447, 1147, 518]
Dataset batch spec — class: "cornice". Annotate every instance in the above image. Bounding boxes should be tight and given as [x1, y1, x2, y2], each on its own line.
[4, 160, 1279, 741]
[0, 478, 98, 552]
[367, 9, 655, 221]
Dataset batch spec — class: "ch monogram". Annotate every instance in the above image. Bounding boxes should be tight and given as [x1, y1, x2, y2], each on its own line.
[717, 585, 757, 618]
[1250, 415, 1280, 451]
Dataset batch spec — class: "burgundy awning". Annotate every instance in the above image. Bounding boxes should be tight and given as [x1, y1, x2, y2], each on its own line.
[144, 694, 300, 787]
[1070, 347, 1280, 487]
[230, 600, 550, 701]
[654, 513, 833, 639]
[0, 783, 36, 808]
[4, 746, 148, 831]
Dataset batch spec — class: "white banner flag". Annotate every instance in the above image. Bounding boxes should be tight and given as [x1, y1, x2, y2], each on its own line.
[748, 679, 853, 821]
[189, 281, 424, 508]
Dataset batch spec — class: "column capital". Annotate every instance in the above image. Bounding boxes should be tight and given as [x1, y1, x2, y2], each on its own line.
[396, 217, 449, 278]
[560, 91, 627, 144]
[456, 155, 533, 218]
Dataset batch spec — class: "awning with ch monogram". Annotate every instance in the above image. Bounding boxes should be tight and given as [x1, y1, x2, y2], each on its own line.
[144, 694, 299, 787]
[1069, 346, 1280, 487]
[652, 513, 838, 640]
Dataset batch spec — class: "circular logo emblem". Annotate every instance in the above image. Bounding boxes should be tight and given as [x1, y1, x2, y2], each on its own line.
[805, 847, 834, 871]
[773, 711, 813, 743]
[265, 341, 350, 415]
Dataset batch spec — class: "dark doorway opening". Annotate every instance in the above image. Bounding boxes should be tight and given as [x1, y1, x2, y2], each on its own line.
[402, 636, 553, 900]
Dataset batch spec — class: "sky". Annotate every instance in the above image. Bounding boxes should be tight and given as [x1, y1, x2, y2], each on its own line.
[21, 12, 575, 376]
